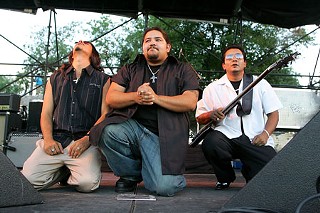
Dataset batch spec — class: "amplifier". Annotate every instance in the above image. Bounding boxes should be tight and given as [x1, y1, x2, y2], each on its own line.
[5, 132, 42, 168]
[0, 93, 20, 112]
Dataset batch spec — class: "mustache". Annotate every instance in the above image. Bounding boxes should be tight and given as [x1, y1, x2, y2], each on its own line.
[75, 47, 82, 51]
[148, 45, 158, 51]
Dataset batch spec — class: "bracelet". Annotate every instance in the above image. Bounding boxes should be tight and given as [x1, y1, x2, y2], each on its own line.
[263, 129, 270, 137]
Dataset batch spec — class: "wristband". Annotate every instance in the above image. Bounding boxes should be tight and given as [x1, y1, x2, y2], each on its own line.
[263, 129, 270, 137]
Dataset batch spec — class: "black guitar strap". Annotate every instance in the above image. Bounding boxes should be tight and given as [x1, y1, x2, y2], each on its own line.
[236, 74, 253, 116]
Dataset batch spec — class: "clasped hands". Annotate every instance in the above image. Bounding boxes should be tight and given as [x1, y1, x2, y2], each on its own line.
[137, 83, 156, 105]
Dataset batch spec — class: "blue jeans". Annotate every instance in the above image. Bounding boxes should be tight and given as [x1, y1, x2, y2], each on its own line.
[98, 119, 186, 196]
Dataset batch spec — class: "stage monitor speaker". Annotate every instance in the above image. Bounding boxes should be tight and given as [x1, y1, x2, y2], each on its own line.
[5, 132, 42, 168]
[222, 111, 320, 213]
[27, 101, 43, 132]
[0, 112, 22, 151]
[0, 151, 43, 207]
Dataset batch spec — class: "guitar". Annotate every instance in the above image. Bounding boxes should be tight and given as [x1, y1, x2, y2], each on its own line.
[190, 52, 300, 148]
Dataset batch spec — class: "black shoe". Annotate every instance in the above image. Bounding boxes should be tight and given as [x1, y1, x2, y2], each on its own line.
[115, 178, 140, 193]
[215, 182, 230, 190]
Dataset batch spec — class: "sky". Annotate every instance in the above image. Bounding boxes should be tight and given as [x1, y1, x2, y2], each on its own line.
[0, 8, 319, 86]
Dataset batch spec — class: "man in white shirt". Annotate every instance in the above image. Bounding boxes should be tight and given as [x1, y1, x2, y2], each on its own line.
[196, 44, 282, 190]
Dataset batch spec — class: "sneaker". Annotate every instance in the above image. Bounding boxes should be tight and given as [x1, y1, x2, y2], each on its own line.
[215, 182, 230, 190]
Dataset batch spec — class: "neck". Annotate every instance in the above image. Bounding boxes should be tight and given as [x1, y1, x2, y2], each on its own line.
[72, 55, 90, 76]
[227, 70, 244, 82]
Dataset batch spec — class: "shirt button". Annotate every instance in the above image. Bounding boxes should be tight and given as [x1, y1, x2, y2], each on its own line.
[72, 102, 75, 104]
[71, 114, 74, 116]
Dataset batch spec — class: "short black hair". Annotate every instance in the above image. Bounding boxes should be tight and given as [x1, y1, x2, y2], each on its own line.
[221, 44, 246, 64]
[142, 27, 171, 46]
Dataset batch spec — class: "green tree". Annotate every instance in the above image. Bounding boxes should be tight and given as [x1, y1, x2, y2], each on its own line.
[17, 15, 314, 133]
[89, 15, 313, 89]
[9, 21, 86, 95]
[87, 15, 314, 134]
[0, 76, 23, 94]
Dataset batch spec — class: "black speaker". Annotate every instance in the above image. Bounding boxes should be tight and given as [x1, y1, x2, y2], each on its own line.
[0, 151, 43, 207]
[0, 93, 20, 112]
[0, 112, 22, 152]
[5, 132, 42, 168]
[222, 111, 320, 213]
[27, 101, 43, 132]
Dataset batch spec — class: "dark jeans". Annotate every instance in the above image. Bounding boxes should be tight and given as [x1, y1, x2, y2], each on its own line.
[202, 130, 276, 183]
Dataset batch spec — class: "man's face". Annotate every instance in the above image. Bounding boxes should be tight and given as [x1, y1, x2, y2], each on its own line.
[73, 40, 92, 57]
[222, 48, 246, 75]
[142, 30, 171, 64]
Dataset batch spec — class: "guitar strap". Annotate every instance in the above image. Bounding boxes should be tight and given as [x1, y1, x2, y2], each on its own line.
[236, 74, 253, 116]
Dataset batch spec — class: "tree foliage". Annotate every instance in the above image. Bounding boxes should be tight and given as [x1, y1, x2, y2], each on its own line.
[3, 14, 313, 133]
[89, 15, 313, 89]
[0, 21, 85, 95]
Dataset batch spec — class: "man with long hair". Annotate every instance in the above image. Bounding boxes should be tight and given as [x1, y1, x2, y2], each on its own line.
[22, 40, 110, 192]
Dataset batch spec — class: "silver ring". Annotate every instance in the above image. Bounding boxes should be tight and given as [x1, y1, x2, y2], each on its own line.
[216, 118, 220, 121]
[76, 147, 80, 150]
[51, 148, 55, 152]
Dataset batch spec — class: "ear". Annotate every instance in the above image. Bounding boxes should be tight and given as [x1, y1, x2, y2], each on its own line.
[222, 62, 226, 71]
[166, 43, 172, 53]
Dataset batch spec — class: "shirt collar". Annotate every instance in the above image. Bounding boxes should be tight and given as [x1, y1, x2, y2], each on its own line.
[217, 74, 243, 90]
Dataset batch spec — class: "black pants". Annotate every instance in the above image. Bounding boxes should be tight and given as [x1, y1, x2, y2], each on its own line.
[202, 130, 276, 183]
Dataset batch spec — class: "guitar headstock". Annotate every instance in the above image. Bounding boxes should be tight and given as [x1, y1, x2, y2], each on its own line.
[269, 52, 300, 70]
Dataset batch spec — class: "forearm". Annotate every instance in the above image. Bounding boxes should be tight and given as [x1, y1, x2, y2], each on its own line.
[196, 111, 212, 125]
[40, 112, 54, 141]
[264, 111, 279, 135]
[154, 90, 198, 112]
[107, 90, 138, 108]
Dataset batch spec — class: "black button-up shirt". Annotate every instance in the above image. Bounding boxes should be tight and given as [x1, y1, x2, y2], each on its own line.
[90, 55, 200, 174]
[50, 65, 109, 147]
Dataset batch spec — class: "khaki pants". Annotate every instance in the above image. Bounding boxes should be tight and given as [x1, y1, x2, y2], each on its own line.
[21, 139, 101, 192]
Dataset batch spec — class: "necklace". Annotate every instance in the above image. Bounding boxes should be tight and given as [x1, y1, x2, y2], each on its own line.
[147, 64, 160, 83]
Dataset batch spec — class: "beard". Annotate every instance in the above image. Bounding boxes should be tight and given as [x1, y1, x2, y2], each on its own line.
[147, 53, 159, 60]
[75, 46, 82, 51]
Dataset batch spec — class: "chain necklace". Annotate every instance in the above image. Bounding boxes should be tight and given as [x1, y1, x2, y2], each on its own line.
[147, 64, 160, 83]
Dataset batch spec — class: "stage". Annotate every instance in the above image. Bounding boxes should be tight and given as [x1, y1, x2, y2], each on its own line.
[0, 172, 245, 213]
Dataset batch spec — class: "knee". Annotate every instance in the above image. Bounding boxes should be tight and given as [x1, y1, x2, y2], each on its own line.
[75, 176, 101, 193]
[21, 170, 37, 185]
[153, 177, 186, 197]
[155, 184, 176, 197]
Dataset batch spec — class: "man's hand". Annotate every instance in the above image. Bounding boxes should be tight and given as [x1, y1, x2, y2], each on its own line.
[210, 107, 225, 122]
[68, 137, 91, 158]
[137, 83, 156, 105]
[251, 131, 269, 146]
[44, 139, 64, 156]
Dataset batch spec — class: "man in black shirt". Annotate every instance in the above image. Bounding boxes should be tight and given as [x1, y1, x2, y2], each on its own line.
[90, 27, 200, 196]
